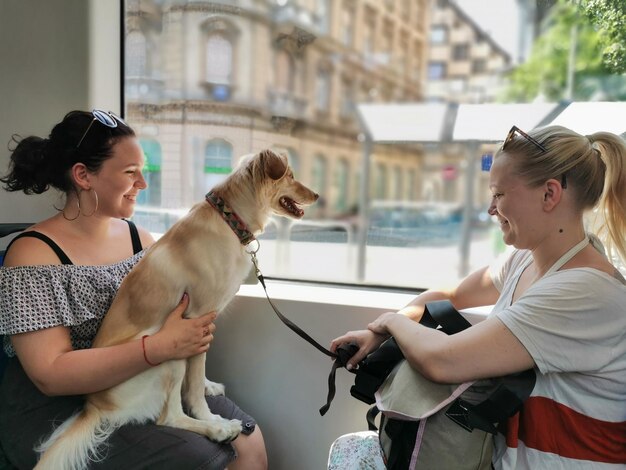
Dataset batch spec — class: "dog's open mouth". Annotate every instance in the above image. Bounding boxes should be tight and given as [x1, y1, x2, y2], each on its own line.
[280, 196, 305, 218]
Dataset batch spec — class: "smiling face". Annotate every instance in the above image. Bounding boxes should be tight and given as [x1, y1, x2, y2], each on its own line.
[488, 153, 548, 250]
[88, 137, 147, 219]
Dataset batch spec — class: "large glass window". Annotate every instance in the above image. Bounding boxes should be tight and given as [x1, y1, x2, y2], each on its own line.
[124, 0, 626, 288]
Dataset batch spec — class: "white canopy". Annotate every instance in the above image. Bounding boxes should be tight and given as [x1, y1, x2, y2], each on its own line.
[549, 101, 626, 136]
[356, 101, 626, 143]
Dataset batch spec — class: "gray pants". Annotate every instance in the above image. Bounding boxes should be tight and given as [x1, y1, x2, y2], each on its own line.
[0, 358, 256, 470]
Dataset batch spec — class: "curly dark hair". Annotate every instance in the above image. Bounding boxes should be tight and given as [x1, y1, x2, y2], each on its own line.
[1, 110, 135, 194]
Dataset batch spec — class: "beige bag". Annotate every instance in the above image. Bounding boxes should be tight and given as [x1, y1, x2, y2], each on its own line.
[375, 360, 493, 470]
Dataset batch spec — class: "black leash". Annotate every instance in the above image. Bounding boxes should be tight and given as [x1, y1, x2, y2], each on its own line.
[248, 249, 351, 415]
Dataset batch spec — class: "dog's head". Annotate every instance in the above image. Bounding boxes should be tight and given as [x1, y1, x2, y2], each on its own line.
[246, 149, 319, 219]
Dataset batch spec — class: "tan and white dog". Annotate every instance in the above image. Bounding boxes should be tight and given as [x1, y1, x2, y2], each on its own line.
[34, 149, 318, 470]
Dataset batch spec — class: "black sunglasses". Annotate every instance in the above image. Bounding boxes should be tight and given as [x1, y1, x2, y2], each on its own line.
[76, 109, 126, 148]
[502, 125, 566, 188]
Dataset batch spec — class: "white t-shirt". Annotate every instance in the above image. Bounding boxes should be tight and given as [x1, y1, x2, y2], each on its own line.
[490, 248, 626, 469]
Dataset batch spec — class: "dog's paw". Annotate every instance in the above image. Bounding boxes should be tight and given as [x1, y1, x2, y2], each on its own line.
[204, 378, 225, 396]
[209, 418, 242, 443]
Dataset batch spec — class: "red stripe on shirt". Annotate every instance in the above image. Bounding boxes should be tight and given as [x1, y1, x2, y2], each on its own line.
[502, 396, 626, 464]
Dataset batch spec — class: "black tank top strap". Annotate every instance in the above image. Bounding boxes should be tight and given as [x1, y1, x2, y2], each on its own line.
[125, 219, 143, 254]
[4, 231, 73, 265]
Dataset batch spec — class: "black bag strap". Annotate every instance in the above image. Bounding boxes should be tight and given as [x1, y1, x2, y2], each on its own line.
[421, 300, 472, 334]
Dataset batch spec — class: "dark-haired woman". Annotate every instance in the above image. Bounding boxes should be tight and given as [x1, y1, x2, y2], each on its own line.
[0, 110, 267, 469]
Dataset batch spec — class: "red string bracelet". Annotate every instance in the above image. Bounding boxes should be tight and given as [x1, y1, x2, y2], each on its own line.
[141, 335, 161, 366]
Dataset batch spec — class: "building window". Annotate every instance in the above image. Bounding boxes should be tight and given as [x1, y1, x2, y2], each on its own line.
[340, 77, 355, 118]
[205, 33, 233, 84]
[472, 59, 487, 74]
[374, 163, 387, 199]
[276, 50, 295, 93]
[199, 139, 233, 198]
[452, 43, 470, 61]
[392, 166, 403, 200]
[316, 68, 331, 112]
[137, 139, 161, 206]
[315, 0, 330, 34]
[334, 159, 350, 213]
[430, 25, 447, 44]
[126, 30, 147, 77]
[363, 14, 375, 58]
[401, 0, 411, 20]
[341, 1, 354, 46]
[312, 154, 328, 199]
[428, 62, 447, 80]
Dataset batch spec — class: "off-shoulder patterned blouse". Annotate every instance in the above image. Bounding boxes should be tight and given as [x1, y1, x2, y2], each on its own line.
[0, 252, 145, 357]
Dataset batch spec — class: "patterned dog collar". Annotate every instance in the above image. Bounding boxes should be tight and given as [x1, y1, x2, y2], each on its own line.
[205, 192, 256, 246]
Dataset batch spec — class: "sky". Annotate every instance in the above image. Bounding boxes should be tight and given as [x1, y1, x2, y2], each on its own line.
[454, 0, 521, 58]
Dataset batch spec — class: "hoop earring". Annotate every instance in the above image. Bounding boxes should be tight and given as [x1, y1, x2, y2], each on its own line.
[60, 191, 80, 221]
[79, 188, 99, 217]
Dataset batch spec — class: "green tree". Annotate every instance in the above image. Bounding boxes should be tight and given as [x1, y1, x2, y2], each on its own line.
[581, 0, 626, 73]
[502, 0, 625, 102]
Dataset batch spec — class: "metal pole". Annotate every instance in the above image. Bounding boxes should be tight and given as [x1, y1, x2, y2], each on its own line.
[356, 136, 372, 282]
[459, 142, 478, 278]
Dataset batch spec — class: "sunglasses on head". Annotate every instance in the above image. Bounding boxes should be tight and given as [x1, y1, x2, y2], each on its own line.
[501, 125, 566, 188]
[502, 125, 547, 153]
[76, 109, 126, 148]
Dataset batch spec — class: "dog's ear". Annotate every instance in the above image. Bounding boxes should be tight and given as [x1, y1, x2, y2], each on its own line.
[260, 149, 287, 180]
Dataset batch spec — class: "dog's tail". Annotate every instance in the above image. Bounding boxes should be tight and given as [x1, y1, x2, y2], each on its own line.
[34, 403, 115, 470]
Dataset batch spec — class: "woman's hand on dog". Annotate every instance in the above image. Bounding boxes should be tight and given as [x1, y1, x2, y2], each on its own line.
[150, 293, 218, 363]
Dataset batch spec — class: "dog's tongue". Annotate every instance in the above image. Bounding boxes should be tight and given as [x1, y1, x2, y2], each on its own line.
[280, 196, 304, 218]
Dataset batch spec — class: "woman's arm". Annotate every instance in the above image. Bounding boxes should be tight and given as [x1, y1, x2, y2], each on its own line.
[368, 313, 534, 383]
[11, 295, 217, 396]
[396, 266, 500, 321]
[330, 266, 501, 369]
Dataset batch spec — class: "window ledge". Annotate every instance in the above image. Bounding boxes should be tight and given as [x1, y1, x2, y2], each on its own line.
[237, 279, 415, 310]
[237, 279, 494, 322]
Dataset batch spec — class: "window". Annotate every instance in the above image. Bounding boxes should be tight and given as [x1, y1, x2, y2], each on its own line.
[374, 163, 388, 200]
[430, 26, 447, 44]
[126, 30, 147, 77]
[363, 14, 375, 58]
[198, 139, 232, 199]
[453, 43, 470, 61]
[341, 1, 354, 47]
[316, 67, 331, 112]
[205, 34, 232, 84]
[472, 59, 487, 74]
[333, 159, 350, 213]
[392, 166, 403, 200]
[312, 154, 328, 196]
[340, 77, 355, 118]
[124, 0, 626, 289]
[428, 62, 447, 79]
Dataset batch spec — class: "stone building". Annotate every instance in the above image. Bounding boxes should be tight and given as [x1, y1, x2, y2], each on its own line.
[124, 0, 433, 228]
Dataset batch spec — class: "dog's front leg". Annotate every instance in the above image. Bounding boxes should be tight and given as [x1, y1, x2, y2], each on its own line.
[184, 353, 222, 419]
[160, 360, 241, 443]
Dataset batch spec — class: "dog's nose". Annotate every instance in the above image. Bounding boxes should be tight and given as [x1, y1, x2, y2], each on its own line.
[314, 193, 319, 200]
